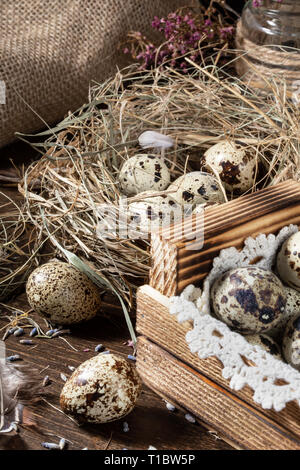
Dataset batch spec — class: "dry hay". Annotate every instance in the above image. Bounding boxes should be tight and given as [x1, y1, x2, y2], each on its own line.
[19, 55, 300, 306]
[0, 191, 39, 302]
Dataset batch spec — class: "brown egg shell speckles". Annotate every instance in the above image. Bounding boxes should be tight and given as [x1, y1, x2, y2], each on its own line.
[26, 261, 101, 325]
[246, 334, 282, 360]
[128, 194, 181, 233]
[277, 232, 300, 291]
[119, 154, 170, 196]
[211, 266, 286, 335]
[203, 140, 256, 194]
[167, 171, 225, 207]
[268, 286, 300, 339]
[282, 314, 300, 371]
[60, 354, 142, 423]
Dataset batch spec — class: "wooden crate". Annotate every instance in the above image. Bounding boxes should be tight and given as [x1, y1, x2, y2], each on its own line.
[136, 180, 300, 450]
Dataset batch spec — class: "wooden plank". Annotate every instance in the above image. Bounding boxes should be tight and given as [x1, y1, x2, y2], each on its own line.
[137, 336, 300, 450]
[136, 285, 300, 440]
[160, 179, 300, 243]
[0, 292, 231, 451]
[150, 179, 300, 296]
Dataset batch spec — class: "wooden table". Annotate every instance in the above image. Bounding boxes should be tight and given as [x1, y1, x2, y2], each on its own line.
[0, 141, 233, 451]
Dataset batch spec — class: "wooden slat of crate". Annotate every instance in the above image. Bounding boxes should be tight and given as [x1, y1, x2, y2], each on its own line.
[150, 179, 300, 296]
[137, 336, 300, 450]
[136, 285, 300, 443]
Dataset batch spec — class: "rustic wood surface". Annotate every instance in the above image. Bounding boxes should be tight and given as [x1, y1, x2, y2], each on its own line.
[150, 180, 300, 296]
[136, 285, 300, 447]
[0, 141, 232, 451]
[137, 336, 300, 450]
[144, 180, 300, 450]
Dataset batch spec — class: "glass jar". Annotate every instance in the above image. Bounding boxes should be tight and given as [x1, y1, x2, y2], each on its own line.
[241, 0, 300, 48]
[236, 0, 300, 91]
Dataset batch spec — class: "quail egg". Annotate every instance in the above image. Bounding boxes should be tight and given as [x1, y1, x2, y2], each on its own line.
[60, 353, 141, 423]
[282, 314, 300, 370]
[26, 261, 101, 325]
[128, 194, 182, 236]
[203, 140, 256, 194]
[211, 266, 286, 335]
[268, 286, 300, 339]
[276, 232, 300, 291]
[246, 334, 282, 360]
[167, 171, 225, 207]
[119, 154, 170, 196]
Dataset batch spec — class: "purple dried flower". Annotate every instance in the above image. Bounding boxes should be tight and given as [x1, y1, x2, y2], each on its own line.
[123, 5, 236, 73]
[151, 16, 161, 29]
[187, 19, 196, 30]
[192, 32, 201, 42]
[176, 15, 182, 25]
[219, 26, 234, 38]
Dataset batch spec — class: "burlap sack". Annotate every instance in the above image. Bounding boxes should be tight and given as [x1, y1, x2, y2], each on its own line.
[0, 0, 188, 149]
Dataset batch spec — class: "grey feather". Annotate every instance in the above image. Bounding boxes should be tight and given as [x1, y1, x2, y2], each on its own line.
[0, 359, 41, 433]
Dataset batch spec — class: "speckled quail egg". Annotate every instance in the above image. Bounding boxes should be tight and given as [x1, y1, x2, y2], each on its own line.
[119, 154, 170, 196]
[167, 171, 225, 207]
[268, 286, 300, 339]
[277, 232, 300, 291]
[282, 314, 300, 370]
[60, 353, 141, 423]
[211, 266, 286, 335]
[246, 334, 282, 360]
[127, 193, 182, 236]
[26, 261, 101, 325]
[203, 140, 256, 194]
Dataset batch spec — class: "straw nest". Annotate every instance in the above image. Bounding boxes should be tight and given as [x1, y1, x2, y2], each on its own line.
[19, 55, 300, 306]
[0, 192, 39, 302]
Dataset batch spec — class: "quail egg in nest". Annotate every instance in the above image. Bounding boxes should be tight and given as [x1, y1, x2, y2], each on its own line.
[203, 140, 256, 194]
[211, 266, 286, 335]
[167, 171, 225, 207]
[128, 193, 181, 236]
[119, 154, 170, 196]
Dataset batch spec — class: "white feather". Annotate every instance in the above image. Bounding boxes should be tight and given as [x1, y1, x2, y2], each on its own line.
[0, 358, 39, 433]
[0, 361, 27, 404]
[138, 131, 174, 149]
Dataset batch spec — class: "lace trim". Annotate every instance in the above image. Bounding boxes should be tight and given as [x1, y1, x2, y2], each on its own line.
[169, 225, 300, 412]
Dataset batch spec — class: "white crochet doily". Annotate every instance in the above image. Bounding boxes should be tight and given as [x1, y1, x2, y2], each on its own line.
[169, 224, 300, 412]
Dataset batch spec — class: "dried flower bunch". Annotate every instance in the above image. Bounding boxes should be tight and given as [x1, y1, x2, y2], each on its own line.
[123, 2, 235, 72]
